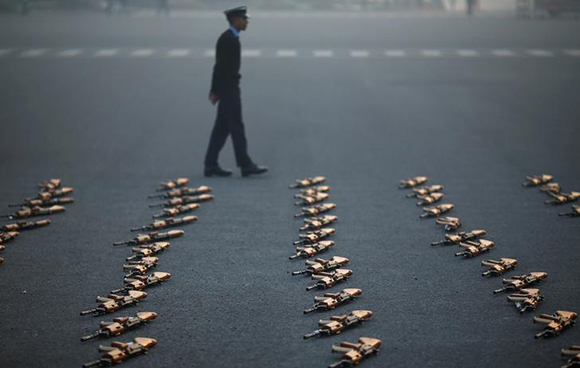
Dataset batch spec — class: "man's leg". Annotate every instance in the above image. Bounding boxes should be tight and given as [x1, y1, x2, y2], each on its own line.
[225, 89, 253, 168]
[204, 95, 230, 168]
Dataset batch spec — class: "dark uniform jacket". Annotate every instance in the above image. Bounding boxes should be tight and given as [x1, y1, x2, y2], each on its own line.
[210, 29, 241, 94]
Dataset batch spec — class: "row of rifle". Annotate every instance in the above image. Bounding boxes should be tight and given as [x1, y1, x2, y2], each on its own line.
[400, 176, 578, 367]
[522, 174, 580, 218]
[289, 176, 381, 368]
[0, 178, 74, 266]
[79, 178, 213, 368]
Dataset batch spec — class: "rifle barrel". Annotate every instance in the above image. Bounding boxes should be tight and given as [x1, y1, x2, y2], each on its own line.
[80, 309, 95, 316]
[303, 330, 322, 339]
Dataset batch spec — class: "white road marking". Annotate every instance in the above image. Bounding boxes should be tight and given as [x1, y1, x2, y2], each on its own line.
[0, 49, 12, 56]
[491, 49, 515, 57]
[563, 49, 580, 57]
[58, 49, 83, 57]
[242, 49, 262, 57]
[457, 49, 479, 57]
[421, 49, 443, 57]
[204, 49, 215, 57]
[21, 49, 48, 57]
[384, 50, 406, 57]
[95, 49, 119, 57]
[131, 49, 155, 57]
[276, 49, 297, 57]
[313, 50, 334, 57]
[167, 49, 191, 57]
[350, 50, 370, 58]
[527, 49, 553, 57]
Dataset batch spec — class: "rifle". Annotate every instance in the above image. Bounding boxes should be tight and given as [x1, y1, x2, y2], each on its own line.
[295, 185, 331, 197]
[152, 203, 200, 218]
[0, 231, 20, 244]
[534, 310, 577, 339]
[539, 182, 561, 194]
[304, 310, 373, 339]
[294, 192, 330, 206]
[522, 174, 553, 187]
[306, 269, 353, 291]
[82, 337, 157, 367]
[431, 230, 486, 246]
[1, 220, 51, 232]
[304, 288, 362, 314]
[493, 272, 548, 294]
[420, 204, 454, 218]
[1, 206, 64, 220]
[416, 192, 444, 206]
[294, 203, 336, 218]
[113, 230, 184, 246]
[81, 312, 157, 341]
[130, 216, 197, 232]
[148, 194, 213, 208]
[398, 176, 428, 189]
[329, 337, 382, 368]
[111, 272, 171, 294]
[290, 241, 335, 260]
[435, 216, 462, 231]
[454, 239, 494, 258]
[38, 179, 61, 191]
[546, 191, 580, 205]
[300, 215, 338, 231]
[155, 178, 189, 191]
[406, 184, 444, 198]
[148, 186, 211, 199]
[507, 288, 543, 313]
[294, 228, 336, 245]
[482, 258, 518, 277]
[292, 256, 349, 276]
[37, 187, 74, 198]
[123, 257, 159, 277]
[8, 197, 74, 208]
[289, 176, 326, 189]
[559, 205, 580, 217]
[80, 291, 147, 316]
[561, 345, 580, 368]
[126, 242, 170, 262]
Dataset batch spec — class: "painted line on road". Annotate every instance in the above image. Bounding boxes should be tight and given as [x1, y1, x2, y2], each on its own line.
[350, 50, 370, 58]
[167, 49, 191, 57]
[94, 49, 119, 57]
[563, 49, 580, 57]
[132, 49, 155, 57]
[385, 50, 406, 57]
[58, 49, 84, 57]
[527, 49, 553, 57]
[457, 49, 479, 57]
[20, 49, 48, 58]
[491, 49, 515, 57]
[313, 50, 334, 58]
[277, 49, 297, 58]
[3, 48, 579, 60]
[242, 49, 262, 57]
[421, 50, 443, 57]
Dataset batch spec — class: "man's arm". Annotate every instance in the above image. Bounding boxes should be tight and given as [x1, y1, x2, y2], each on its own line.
[209, 35, 231, 104]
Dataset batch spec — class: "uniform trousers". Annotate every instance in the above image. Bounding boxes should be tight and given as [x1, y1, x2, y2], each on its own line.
[204, 88, 252, 168]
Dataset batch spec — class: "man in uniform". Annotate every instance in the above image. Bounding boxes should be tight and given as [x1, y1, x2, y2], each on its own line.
[204, 6, 268, 178]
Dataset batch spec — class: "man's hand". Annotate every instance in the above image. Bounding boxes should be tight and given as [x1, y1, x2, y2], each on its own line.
[209, 93, 218, 105]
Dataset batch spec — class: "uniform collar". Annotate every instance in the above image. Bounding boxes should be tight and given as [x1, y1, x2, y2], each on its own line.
[229, 25, 240, 38]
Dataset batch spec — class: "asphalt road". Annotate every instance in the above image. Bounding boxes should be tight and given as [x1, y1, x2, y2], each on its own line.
[1, 10, 580, 368]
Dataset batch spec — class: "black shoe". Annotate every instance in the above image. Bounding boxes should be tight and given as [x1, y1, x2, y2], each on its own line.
[241, 164, 268, 177]
[204, 166, 232, 177]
